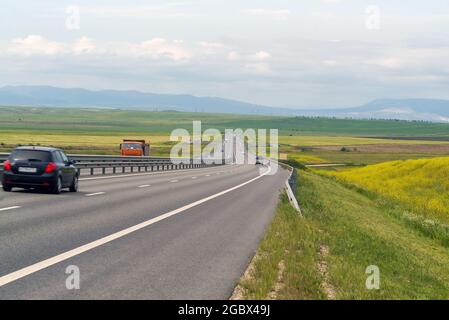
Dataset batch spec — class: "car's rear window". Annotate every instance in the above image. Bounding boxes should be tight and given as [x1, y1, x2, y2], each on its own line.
[9, 150, 52, 162]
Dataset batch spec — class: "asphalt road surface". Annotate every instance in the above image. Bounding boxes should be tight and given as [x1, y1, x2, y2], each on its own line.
[0, 164, 288, 299]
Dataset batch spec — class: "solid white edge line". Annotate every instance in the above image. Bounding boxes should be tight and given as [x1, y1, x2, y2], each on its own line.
[137, 185, 151, 188]
[0, 206, 21, 212]
[0, 166, 271, 287]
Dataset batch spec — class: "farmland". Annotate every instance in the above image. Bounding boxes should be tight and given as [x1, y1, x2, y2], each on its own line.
[2, 106, 449, 163]
[323, 157, 449, 224]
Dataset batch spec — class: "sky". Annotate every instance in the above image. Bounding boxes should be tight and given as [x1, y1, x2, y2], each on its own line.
[0, 0, 449, 108]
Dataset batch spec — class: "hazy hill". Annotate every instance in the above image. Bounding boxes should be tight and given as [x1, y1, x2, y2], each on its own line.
[1, 86, 449, 122]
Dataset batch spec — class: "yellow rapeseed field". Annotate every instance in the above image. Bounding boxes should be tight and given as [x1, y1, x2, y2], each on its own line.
[325, 157, 449, 223]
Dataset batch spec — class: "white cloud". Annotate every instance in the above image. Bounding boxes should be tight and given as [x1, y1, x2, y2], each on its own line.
[323, 59, 338, 66]
[254, 51, 271, 61]
[367, 58, 403, 69]
[321, 0, 345, 3]
[8, 35, 65, 56]
[246, 9, 291, 20]
[80, 4, 191, 19]
[135, 38, 192, 61]
[244, 63, 271, 75]
[72, 37, 96, 55]
[199, 41, 225, 49]
[227, 51, 240, 61]
[2, 35, 192, 62]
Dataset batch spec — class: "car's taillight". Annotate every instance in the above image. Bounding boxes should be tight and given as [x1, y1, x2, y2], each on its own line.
[44, 162, 57, 173]
[3, 160, 11, 171]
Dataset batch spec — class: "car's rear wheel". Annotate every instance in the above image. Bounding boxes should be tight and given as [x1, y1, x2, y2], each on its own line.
[52, 176, 62, 194]
[2, 184, 12, 192]
[69, 175, 78, 192]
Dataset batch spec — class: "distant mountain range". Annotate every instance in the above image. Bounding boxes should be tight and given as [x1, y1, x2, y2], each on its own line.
[289, 99, 449, 123]
[1, 85, 449, 123]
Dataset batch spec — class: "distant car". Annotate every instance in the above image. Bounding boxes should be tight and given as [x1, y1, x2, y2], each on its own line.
[2, 146, 78, 194]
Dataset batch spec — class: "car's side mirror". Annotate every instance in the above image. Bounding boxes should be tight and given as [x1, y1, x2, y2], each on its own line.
[68, 159, 76, 165]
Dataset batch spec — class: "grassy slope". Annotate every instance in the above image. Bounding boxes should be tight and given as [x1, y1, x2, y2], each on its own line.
[238, 171, 449, 299]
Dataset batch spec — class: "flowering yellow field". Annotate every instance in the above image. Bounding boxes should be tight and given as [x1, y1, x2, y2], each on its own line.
[324, 157, 449, 223]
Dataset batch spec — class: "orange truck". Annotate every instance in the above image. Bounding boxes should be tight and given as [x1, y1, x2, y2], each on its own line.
[120, 139, 150, 156]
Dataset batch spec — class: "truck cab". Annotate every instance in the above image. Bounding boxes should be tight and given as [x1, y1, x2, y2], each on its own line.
[120, 140, 150, 156]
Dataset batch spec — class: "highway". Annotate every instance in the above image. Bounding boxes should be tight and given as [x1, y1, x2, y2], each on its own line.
[0, 163, 288, 299]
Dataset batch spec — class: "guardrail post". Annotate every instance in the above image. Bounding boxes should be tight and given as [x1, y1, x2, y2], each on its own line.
[102, 167, 106, 175]
[113, 167, 116, 174]
[122, 167, 125, 173]
[90, 168, 94, 175]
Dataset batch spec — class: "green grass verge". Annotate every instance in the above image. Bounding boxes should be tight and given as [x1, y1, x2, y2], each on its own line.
[237, 171, 449, 299]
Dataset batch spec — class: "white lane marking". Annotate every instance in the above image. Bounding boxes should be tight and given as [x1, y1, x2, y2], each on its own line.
[0, 206, 21, 212]
[205, 174, 210, 177]
[191, 177, 197, 179]
[79, 164, 233, 182]
[170, 180, 179, 183]
[138, 185, 151, 188]
[85, 192, 105, 197]
[0, 166, 272, 287]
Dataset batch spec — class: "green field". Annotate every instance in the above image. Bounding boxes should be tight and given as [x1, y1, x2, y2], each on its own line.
[234, 170, 449, 299]
[2, 106, 449, 161]
[2, 106, 449, 137]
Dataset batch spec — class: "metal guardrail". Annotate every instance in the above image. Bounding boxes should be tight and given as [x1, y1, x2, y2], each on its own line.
[277, 160, 302, 215]
[74, 161, 210, 176]
[0, 153, 175, 163]
[0, 152, 219, 176]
